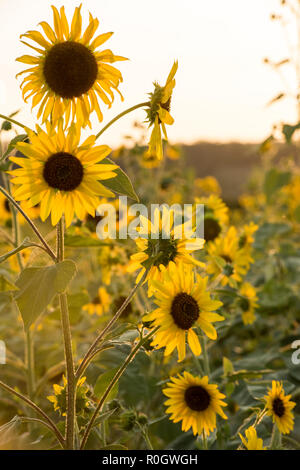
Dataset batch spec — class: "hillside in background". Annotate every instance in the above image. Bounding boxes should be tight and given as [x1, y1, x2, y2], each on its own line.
[181, 141, 299, 203]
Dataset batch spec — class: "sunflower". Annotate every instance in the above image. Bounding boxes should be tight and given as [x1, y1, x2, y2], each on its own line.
[163, 372, 227, 436]
[239, 282, 258, 325]
[264, 381, 295, 435]
[85, 196, 132, 235]
[239, 193, 266, 212]
[0, 192, 12, 225]
[47, 376, 90, 416]
[143, 262, 224, 361]
[145, 62, 178, 161]
[8, 121, 118, 227]
[98, 244, 128, 285]
[239, 426, 266, 450]
[206, 226, 253, 287]
[83, 286, 111, 316]
[0, 193, 40, 227]
[239, 222, 258, 250]
[194, 176, 221, 197]
[195, 195, 229, 243]
[165, 144, 181, 161]
[127, 206, 205, 288]
[281, 174, 300, 213]
[140, 149, 162, 169]
[17, 4, 127, 127]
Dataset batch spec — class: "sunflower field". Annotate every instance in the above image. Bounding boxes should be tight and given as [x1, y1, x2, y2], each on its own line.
[0, 3, 299, 453]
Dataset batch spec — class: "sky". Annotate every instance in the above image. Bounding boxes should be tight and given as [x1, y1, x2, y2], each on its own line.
[0, 0, 298, 147]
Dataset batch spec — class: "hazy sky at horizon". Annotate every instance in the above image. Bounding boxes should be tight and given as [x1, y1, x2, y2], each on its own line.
[0, 0, 298, 147]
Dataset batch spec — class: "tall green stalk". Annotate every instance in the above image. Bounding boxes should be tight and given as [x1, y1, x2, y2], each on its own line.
[57, 217, 76, 449]
[200, 335, 210, 377]
[25, 329, 35, 401]
[3, 173, 36, 403]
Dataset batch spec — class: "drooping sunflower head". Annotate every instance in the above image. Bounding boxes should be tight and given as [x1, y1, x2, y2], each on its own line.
[264, 381, 295, 435]
[239, 282, 258, 325]
[163, 372, 227, 436]
[143, 262, 224, 362]
[145, 62, 178, 161]
[17, 5, 127, 126]
[146, 61, 178, 126]
[140, 149, 162, 169]
[239, 426, 266, 450]
[8, 121, 118, 227]
[127, 206, 205, 285]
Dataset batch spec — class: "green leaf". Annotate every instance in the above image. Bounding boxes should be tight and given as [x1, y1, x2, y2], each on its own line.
[101, 157, 139, 202]
[223, 357, 235, 396]
[294, 205, 300, 223]
[259, 135, 274, 154]
[0, 292, 12, 313]
[223, 357, 234, 375]
[258, 280, 293, 311]
[8, 110, 20, 118]
[92, 409, 117, 428]
[94, 368, 119, 403]
[1, 121, 12, 131]
[263, 168, 291, 201]
[14, 260, 76, 330]
[226, 369, 273, 382]
[100, 444, 128, 450]
[0, 275, 18, 292]
[64, 233, 110, 247]
[67, 291, 89, 324]
[0, 134, 28, 161]
[282, 122, 300, 143]
[267, 93, 285, 106]
[254, 222, 291, 249]
[0, 238, 36, 264]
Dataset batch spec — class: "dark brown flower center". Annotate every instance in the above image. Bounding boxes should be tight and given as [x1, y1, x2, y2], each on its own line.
[272, 397, 285, 418]
[43, 41, 98, 99]
[4, 199, 11, 213]
[185, 385, 211, 411]
[204, 218, 221, 242]
[92, 296, 100, 305]
[222, 254, 232, 264]
[160, 96, 171, 113]
[43, 152, 84, 191]
[115, 296, 133, 318]
[87, 213, 105, 227]
[170, 293, 199, 330]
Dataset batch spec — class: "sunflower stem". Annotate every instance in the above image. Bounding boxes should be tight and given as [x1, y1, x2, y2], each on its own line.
[57, 217, 77, 450]
[138, 423, 154, 450]
[0, 113, 28, 131]
[200, 335, 210, 377]
[25, 329, 36, 401]
[202, 430, 208, 450]
[0, 379, 65, 447]
[95, 102, 150, 140]
[3, 173, 36, 408]
[76, 271, 148, 379]
[80, 326, 159, 449]
[0, 186, 56, 261]
[270, 424, 282, 450]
